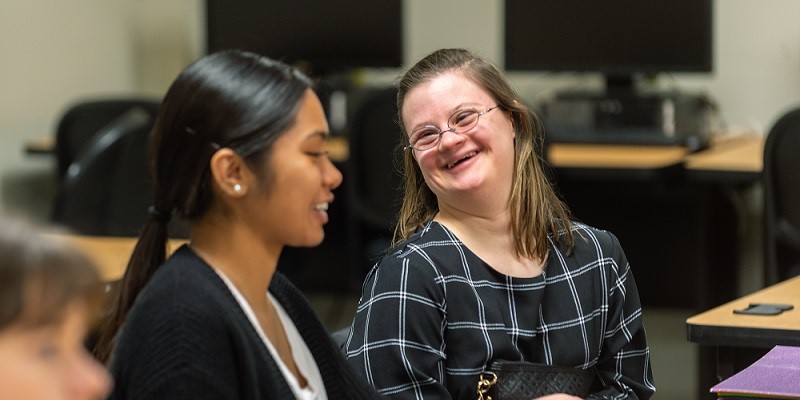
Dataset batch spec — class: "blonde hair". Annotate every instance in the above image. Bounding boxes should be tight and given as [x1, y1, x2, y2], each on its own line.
[394, 48, 573, 259]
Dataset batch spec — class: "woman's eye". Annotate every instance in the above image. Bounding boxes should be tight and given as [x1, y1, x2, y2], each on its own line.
[452, 110, 476, 126]
[413, 129, 439, 142]
[306, 151, 329, 160]
[421, 129, 439, 138]
[37, 342, 59, 359]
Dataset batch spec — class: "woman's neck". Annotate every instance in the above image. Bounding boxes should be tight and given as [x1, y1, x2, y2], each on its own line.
[189, 215, 281, 303]
[435, 208, 545, 278]
[190, 214, 307, 386]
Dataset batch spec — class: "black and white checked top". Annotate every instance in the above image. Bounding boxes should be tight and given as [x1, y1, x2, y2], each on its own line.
[344, 221, 655, 400]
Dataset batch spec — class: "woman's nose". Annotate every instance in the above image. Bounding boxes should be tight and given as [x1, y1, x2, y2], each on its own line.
[324, 157, 343, 190]
[437, 128, 464, 150]
[68, 351, 113, 400]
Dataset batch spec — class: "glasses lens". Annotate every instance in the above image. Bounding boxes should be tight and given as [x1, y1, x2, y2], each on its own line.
[450, 109, 480, 132]
[410, 128, 440, 150]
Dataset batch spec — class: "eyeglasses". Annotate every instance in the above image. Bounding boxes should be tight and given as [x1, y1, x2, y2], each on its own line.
[404, 106, 499, 151]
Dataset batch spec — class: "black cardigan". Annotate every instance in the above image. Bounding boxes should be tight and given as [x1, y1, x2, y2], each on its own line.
[110, 245, 379, 399]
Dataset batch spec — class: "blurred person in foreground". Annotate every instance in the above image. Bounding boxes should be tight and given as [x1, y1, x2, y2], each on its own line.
[0, 215, 112, 400]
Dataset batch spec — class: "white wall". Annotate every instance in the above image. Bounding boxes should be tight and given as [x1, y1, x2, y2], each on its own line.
[679, 0, 800, 132]
[0, 0, 798, 218]
[0, 0, 202, 218]
[0, 1, 134, 218]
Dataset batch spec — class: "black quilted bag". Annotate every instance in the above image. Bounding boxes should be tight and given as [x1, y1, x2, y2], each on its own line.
[476, 360, 595, 400]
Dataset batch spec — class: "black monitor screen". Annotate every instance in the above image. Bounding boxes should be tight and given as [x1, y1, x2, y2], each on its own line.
[504, 0, 712, 79]
[206, 0, 403, 75]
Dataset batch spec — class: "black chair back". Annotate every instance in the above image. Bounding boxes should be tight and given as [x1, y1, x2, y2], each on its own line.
[51, 107, 156, 237]
[54, 98, 160, 183]
[763, 106, 800, 284]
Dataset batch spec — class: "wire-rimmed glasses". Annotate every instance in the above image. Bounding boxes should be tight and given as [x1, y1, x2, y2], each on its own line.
[404, 106, 499, 151]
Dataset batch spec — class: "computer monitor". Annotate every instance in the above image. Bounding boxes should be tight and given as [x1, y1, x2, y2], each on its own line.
[504, 0, 713, 95]
[206, 0, 403, 77]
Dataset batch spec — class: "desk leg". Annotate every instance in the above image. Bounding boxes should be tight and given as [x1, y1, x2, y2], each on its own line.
[696, 346, 773, 400]
[696, 185, 741, 400]
[695, 184, 739, 310]
[698, 347, 717, 400]
[717, 346, 770, 380]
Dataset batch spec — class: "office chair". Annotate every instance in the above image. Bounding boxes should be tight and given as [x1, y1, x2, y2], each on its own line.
[53, 98, 160, 183]
[345, 86, 405, 281]
[763, 106, 800, 285]
[50, 107, 167, 237]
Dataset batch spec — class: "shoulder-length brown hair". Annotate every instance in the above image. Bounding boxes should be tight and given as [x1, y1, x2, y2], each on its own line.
[394, 48, 573, 259]
[0, 216, 103, 331]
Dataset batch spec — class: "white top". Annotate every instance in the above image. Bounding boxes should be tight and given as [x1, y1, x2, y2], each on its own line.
[213, 269, 328, 400]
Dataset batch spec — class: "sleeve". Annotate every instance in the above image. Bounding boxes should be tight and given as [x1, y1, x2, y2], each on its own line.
[109, 284, 241, 399]
[344, 252, 453, 400]
[587, 232, 656, 400]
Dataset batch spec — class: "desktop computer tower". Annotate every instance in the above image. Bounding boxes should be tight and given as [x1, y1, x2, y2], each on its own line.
[542, 91, 718, 151]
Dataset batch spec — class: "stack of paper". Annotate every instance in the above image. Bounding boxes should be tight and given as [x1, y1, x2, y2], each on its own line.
[711, 345, 800, 399]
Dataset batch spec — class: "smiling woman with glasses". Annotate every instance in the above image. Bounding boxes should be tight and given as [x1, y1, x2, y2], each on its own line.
[405, 106, 498, 151]
[343, 48, 656, 400]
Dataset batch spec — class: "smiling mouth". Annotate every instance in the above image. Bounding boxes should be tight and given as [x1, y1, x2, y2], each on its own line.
[446, 151, 477, 169]
[314, 203, 329, 211]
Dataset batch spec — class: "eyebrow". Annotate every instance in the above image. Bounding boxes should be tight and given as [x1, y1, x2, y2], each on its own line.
[305, 130, 330, 141]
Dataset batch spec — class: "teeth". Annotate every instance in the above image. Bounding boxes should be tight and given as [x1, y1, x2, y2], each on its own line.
[315, 203, 329, 211]
[447, 151, 477, 169]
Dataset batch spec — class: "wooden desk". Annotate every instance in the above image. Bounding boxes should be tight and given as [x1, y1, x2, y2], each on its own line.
[327, 136, 348, 162]
[547, 143, 689, 170]
[685, 135, 764, 174]
[46, 234, 186, 282]
[687, 275, 800, 387]
[24, 136, 57, 155]
[547, 134, 763, 174]
[545, 134, 763, 185]
[684, 135, 764, 184]
[687, 275, 800, 348]
[545, 143, 688, 182]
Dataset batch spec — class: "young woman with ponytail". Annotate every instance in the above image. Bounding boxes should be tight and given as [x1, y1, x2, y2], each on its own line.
[93, 50, 379, 400]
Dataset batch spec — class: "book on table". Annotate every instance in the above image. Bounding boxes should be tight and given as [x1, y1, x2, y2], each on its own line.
[710, 345, 800, 399]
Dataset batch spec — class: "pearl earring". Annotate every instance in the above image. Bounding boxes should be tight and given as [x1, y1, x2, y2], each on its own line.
[233, 184, 242, 192]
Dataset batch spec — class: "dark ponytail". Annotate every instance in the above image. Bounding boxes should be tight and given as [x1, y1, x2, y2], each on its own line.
[93, 217, 168, 362]
[92, 50, 312, 362]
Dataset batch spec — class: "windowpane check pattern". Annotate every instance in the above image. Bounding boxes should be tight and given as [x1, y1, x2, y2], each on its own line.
[344, 221, 656, 399]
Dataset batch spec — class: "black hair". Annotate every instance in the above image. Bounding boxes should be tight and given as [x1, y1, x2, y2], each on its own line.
[93, 50, 313, 362]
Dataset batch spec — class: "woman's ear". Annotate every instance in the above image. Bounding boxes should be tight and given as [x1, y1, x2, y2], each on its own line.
[506, 111, 516, 138]
[209, 148, 252, 197]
